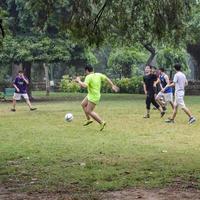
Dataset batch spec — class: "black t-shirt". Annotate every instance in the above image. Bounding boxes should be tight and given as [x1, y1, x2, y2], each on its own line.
[143, 74, 157, 93]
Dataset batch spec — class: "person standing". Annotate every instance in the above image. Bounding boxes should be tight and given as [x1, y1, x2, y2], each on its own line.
[164, 63, 196, 124]
[75, 66, 119, 131]
[143, 65, 165, 118]
[11, 70, 37, 112]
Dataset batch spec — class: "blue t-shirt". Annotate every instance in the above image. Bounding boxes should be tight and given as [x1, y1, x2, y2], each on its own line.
[159, 75, 172, 93]
[13, 76, 28, 93]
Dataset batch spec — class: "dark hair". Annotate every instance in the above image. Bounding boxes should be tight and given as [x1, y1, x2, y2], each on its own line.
[146, 65, 152, 69]
[159, 67, 165, 72]
[174, 63, 181, 71]
[18, 70, 24, 74]
[85, 66, 93, 72]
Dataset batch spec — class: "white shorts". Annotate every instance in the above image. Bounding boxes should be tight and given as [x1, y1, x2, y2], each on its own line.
[174, 91, 185, 108]
[13, 93, 29, 100]
[156, 92, 173, 102]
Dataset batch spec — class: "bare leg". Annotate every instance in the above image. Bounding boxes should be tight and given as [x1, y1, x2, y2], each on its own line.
[169, 101, 174, 110]
[182, 107, 193, 118]
[86, 101, 103, 124]
[171, 105, 178, 120]
[12, 98, 16, 109]
[81, 97, 90, 120]
[25, 99, 32, 109]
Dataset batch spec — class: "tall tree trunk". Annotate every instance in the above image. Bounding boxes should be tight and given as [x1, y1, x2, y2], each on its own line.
[22, 62, 32, 99]
[12, 62, 22, 81]
[43, 63, 50, 96]
[143, 43, 156, 66]
[187, 43, 200, 80]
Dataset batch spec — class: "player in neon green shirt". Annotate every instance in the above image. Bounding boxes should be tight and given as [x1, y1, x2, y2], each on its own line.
[76, 66, 119, 131]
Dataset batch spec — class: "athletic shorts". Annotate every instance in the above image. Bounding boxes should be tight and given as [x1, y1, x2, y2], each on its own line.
[174, 91, 185, 108]
[13, 93, 29, 100]
[156, 92, 173, 102]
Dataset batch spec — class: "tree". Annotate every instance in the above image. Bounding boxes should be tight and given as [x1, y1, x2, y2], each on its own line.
[186, 3, 200, 80]
[23, 0, 194, 65]
[156, 47, 189, 79]
[108, 47, 147, 78]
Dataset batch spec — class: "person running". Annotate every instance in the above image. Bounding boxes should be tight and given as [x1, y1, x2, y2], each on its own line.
[143, 65, 165, 118]
[164, 63, 196, 124]
[156, 67, 174, 110]
[75, 66, 119, 131]
[11, 70, 37, 112]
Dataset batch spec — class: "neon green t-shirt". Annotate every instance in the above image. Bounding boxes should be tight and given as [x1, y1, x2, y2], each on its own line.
[84, 73, 107, 104]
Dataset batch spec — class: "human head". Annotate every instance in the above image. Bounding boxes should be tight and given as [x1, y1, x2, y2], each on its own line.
[85, 65, 93, 75]
[173, 63, 181, 71]
[145, 65, 152, 74]
[159, 67, 165, 75]
[18, 70, 24, 77]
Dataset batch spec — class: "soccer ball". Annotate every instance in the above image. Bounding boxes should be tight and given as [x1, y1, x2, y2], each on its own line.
[65, 113, 73, 122]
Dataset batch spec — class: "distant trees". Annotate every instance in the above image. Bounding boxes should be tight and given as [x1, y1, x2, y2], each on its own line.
[108, 47, 147, 78]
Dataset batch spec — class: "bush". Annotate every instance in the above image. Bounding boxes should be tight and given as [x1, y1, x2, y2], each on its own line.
[60, 75, 81, 93]
[115, 76, 143, 93]
[60, 75, 143, 94]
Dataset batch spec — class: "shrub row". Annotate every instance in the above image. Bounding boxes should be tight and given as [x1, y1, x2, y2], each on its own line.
[59, 75, 143, 94]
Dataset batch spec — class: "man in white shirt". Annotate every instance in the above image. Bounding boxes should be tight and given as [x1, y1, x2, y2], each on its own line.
[162, 63, 196, 124]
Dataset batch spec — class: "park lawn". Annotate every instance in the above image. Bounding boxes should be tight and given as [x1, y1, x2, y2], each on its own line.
[0, 93, 200, 193]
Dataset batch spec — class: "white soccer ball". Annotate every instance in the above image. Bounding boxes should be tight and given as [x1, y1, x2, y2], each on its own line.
[65, 113, 73, 122]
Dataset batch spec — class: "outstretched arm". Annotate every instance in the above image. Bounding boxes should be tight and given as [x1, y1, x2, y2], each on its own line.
[75, 77, 87, 88]
[105, 77, 119, 92]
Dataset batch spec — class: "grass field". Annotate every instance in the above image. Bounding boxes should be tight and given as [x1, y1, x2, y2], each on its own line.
[0, 93, 200, 195]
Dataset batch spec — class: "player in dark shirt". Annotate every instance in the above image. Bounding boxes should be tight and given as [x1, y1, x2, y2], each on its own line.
[143, 66, 165, 118]
[11, 70, 37, 112]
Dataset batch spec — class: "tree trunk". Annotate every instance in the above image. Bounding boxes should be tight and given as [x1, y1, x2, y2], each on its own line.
[12, 62, 22, 81]
[43, 63, 50, 96]
[22, 62, 33, 99]
[140, 41, 156, 66]
[187, 43, 200, 80]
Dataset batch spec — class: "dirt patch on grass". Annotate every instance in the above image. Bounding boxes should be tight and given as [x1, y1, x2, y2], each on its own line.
[103, 188, 200, 200]
[1, 179, 200, 200]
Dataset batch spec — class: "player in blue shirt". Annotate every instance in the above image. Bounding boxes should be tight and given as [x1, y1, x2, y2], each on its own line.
[155, 68, 174, 110]
[11, 70, 37, 112]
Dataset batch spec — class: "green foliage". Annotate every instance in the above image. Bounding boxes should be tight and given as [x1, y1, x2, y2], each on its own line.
[60, 75, 80, 93]
[157, 47, 190, 73]
[187, 4, 200, 43]
[60, 75, 143, 94]
[9, 0, 194, 46]
[115, 77, 143, 93]
[84, 48, 98, 65]
[108, 47, 147, 78]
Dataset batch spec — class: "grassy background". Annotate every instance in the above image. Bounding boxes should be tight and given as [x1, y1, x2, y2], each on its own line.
[0, 93, 200, 193]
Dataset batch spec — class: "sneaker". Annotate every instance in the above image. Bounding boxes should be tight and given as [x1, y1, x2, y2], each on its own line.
[11, 108, 16, 112]
[100, 121, 106, 131]
[143, 114, 150, 118]
[161, 111, 165, 118]
[188, 117, 196, 124]
[83, 119, 93, 126]
[30, 108, 37, 111]
[165, 118, 174, 123]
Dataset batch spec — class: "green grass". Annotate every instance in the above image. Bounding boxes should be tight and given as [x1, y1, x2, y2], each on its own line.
[0, 93, 200, 193]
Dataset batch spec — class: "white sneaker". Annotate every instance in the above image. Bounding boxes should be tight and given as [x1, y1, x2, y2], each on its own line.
[188, 117, 196, 124]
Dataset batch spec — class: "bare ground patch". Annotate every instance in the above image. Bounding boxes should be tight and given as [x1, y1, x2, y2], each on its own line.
[1, 178, 200, 200]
